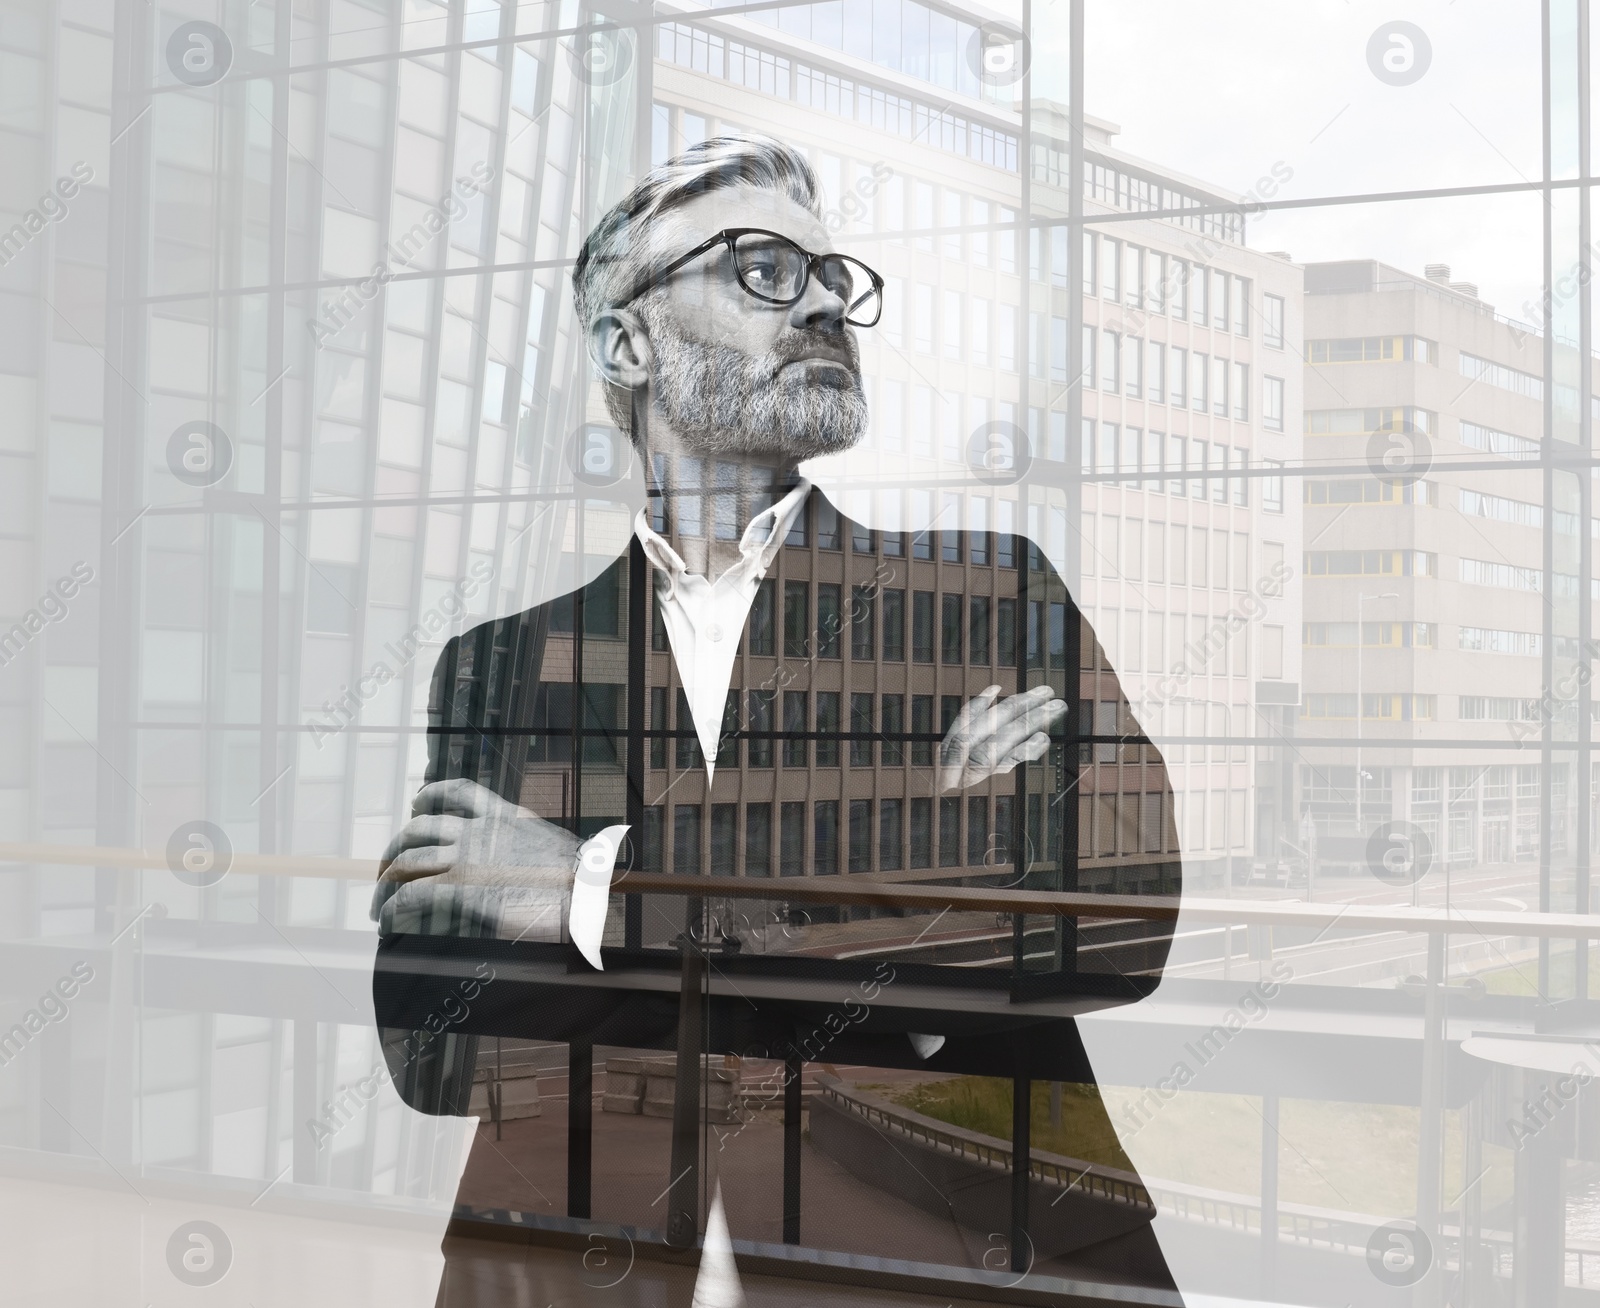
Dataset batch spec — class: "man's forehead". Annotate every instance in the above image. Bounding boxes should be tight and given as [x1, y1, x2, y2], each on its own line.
[656, 184, 830, 253]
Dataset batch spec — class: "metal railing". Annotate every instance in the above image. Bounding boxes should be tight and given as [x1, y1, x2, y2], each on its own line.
[818, 1083, 1156, 1211]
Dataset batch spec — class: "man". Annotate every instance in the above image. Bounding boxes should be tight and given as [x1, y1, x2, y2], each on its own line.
[373, 136, 1181, 1288]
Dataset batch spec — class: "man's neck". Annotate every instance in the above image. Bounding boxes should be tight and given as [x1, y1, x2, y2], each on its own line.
[642, 429, 803, 579]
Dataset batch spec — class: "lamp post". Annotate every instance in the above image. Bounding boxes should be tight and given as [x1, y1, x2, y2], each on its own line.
[1355, 592, 1399, 837]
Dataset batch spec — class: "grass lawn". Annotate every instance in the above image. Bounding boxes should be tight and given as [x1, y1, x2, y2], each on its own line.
[887, 1076, 1516, 1221]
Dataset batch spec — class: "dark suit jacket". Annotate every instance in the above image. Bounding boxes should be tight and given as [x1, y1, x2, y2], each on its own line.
[372, 494, 1180, 1118]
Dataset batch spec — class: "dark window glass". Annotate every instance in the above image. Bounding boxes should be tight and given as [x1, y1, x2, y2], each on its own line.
[1027, 599, 1046, 668]
[642, 805, 664, 871]
[817, 583, 842, 658]
[912, 591, 935, 662]
[967, 796, 990, 865]
[1027, 792, 1044, 866]
[527, 682, 623, 765]
[1050, 601, 1068, 669]
[939, 796, 961, 866]
[941, 695, 962, 734]
[971, 531, 990, 566]
[815, 692, 841, 767]
[879, 798, 904, 870]
[677, 457, 705, 538]
[850, 693, 874, 766]
[711, 804, 737, 876]
[941, 526, 962, 564]
[785, 496, 809, 547]
[814, 800, 840, 874]
[851, 521, 875, 553]
[1048, 789, 1062, 859]
[850, 585, 875, 660]
[882, 530, 905, 557]
[675, 688, 704, 768]
[673, 804, 702, 875]
[911, 695, 934, 767]
[998, 597, 1018, 667]
[652, 588, 668, 651]
[994, 794, 1016, 864]
[882, 588, 906, 660]
[1029, 541, 1045, 572]
[551, 559, 622, 636]
[650, 686, 668, 769]
[745, 803, 772, 876]
[817, 498, 841, 549]
[941, 594, 963, 664]
[782, 691, 809, 767]
[780, 802, 806, 875]
[848, 799, 873, 873]
[912, 527, 934, 561]
[909, 797, 933, 868]
[747, 689, 775, 768]
[783, 581, 809, 658]
[881, 694, 905, 765]
[998, 529, 1016, 569]
[1078, 697, 1094, 765]
[969, 596, 991, 664]
[747, 579, 775, 656]
[718, 690, 740, 769]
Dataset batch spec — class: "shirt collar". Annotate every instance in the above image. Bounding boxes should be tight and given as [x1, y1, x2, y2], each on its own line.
[634, 478, 812, 597]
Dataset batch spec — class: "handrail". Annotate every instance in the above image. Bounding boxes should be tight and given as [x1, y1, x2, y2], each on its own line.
[5, 842, 1600, 938]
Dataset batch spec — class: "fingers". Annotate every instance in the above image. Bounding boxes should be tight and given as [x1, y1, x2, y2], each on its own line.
[377, 844, 459, 885]
[380, 814, 464, 865]
[411, 777, 503, 819]
[976, 696, 1066, 769]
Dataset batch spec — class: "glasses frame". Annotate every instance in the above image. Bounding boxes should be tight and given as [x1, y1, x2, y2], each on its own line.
[621, 227, 884, 327]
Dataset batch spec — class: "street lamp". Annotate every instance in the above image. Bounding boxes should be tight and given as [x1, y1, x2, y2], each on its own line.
[1355, 592, 1399, 836]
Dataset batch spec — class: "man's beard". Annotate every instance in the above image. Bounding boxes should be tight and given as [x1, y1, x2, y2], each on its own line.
[639, 301, 868, 458]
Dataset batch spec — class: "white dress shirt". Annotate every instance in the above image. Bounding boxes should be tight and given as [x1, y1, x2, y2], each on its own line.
[635, 479, 811, 781]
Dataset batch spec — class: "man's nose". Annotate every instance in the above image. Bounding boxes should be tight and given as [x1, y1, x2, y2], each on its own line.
[788, 260, 848, 332]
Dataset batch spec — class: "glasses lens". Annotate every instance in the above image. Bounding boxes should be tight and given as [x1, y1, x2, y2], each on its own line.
[732, 234, 807, 301]
[831, 257, 882, 327]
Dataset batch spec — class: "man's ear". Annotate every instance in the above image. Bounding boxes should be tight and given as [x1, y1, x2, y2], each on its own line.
[587, 306, 653, 395]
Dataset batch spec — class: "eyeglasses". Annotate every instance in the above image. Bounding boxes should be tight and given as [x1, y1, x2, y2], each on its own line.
[622, 227, 884, 327]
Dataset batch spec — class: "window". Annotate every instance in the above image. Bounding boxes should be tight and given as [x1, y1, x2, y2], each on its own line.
[747, 689, 774, 768]
[1099, 236, 1119, 300]
[786, 497, 809, 546]
[879, 799, 903, 870]
[909, 797, 933, 868]
[642, 805, 664, 870]
[849, 586, 875, 659]
[816, 499, 841, 550]
[1263, 293, 1285, 348]
[966, 796, 989, 865]
[969, 596, 990, 664]
[911, 694, 934, 766]
[676, 689, 702, 769]
[674, 805, 702, 875]
[1172, 258, 1188, 318]
[1211, 267, 1229, 328]
[711, 804, 737, 876]
[650, 686, 668, 769]
[850, 693, 874, 766]
[1262, 625, 1284, 679]
[817, 583, 842, 658]
[881, 694, 904, 765]
[971, 296, 990, 365]
[1123, 242, 1142, 306]
[745, 804, 772, 876]
[1308, 335, 1438, 364]
[912, 591, 935, 662]
[1170, 346, 1186, 406]
[939, 797, 962, 866]
[1100, 329, 1119, 390]
[1232, 362, 1249, 420]
[1082, 230, 1097, 293]
[1263, 376, 1284, 431]
[815, 692, 840, 766]
[1124, 335, 1143, 398]
[941, 594, 963, 663]
[783, 581, 809, 658]
[848, 799, 872, 873]
[1305, 550, 1437, 578]
[1147, 340, 1165, 402]
[882, 588, 905, 659]
[1263, 460, 1284, 513]
[780, 802, 806, 875]
[782, 691, 809, 766]
[1190, 351, 1207, 411]
[1210, 355, 1228, 416]
[915, 284, 934, 352]
[997, 597, 1017, 666]
[943, 289, 962, 359]
[813, 801, 840, 875]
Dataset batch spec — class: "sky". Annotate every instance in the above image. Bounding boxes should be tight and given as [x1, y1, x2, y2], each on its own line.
[1029, 0, 1560, 320]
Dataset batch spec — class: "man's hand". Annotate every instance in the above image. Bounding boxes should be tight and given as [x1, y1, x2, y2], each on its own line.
[374, 778, 582, 936]
[940, 684, 1068, 792]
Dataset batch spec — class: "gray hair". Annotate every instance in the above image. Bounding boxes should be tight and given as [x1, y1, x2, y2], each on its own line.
[571, 135, 823, 430]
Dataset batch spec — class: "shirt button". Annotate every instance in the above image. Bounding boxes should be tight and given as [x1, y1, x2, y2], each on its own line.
[706, 623, 724, 643]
